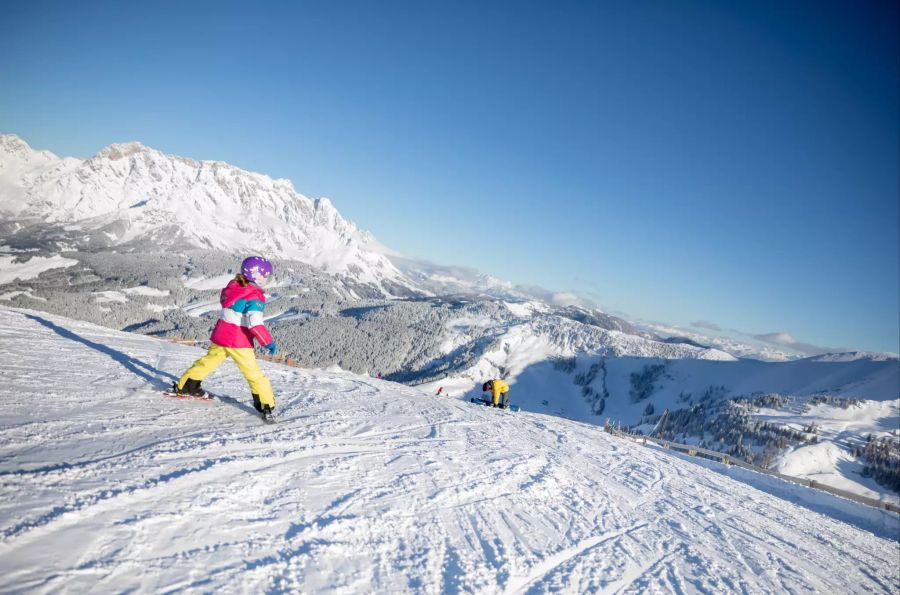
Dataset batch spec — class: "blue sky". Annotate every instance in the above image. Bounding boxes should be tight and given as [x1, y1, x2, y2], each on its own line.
[2, 0, 898, 353]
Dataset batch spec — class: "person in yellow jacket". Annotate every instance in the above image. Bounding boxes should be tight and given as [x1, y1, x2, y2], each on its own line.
[482, 379, 510, 409]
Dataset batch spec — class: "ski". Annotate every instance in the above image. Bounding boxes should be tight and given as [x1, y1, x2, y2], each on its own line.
[162, 391, 215, 402]
[469, 397, 520, 412]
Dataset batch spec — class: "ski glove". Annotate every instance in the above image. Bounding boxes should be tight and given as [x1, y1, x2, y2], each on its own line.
[265, 342, 277, 356]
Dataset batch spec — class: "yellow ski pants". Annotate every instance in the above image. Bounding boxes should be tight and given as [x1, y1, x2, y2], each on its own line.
[178, 345, 275, 407]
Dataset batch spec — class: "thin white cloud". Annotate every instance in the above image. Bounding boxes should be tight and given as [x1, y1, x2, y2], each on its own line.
[751, 332, 846, 356]
[549, 292, 583, 307]
[685, 318, 852, 356]
[690, 320, 723, 332]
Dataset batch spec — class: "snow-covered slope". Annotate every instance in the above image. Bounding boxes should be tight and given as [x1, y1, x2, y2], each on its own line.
[429, 314, 734, 385]
[0, 306, 897, 592]
[417, 315, 899, 503]
[0, 134, 407, 290]
[414, 302, 735, 383]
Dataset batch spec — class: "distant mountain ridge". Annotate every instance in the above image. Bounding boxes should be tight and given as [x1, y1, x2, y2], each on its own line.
[804, 352, 900, 363]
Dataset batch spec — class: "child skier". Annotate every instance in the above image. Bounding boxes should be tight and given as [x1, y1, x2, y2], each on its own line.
[173, 256, 278, 418]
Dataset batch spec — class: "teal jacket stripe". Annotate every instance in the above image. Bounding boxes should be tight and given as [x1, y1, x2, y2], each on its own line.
[229, 298, 266, 313]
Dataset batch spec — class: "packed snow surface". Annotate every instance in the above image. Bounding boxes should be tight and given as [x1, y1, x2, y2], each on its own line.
[0, 307, 897, 593]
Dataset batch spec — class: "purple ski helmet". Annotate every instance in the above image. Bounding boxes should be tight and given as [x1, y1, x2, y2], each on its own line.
[240, 256, 274, 286]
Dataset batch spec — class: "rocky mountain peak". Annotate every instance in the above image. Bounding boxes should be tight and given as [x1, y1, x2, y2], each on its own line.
[94, 141, 151, 161]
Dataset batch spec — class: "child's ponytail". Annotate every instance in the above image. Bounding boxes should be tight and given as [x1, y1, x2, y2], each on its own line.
[235, 273, 251, 287]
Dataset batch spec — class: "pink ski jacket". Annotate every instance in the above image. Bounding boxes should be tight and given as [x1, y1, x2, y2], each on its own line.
[209, 279, 274, 349]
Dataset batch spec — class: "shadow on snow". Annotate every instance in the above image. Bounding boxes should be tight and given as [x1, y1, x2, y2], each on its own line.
[25, 314, 259, 418]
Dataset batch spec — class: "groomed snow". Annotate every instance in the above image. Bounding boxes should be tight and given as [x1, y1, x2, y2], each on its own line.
[0, 306, 897, 593]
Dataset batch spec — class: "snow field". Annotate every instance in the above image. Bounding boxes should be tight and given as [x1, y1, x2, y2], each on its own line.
[0, 254, 78, 284]
[0, 307, 897, 593]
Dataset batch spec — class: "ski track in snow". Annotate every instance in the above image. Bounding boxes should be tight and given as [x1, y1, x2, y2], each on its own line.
[0, 307, 897, 593]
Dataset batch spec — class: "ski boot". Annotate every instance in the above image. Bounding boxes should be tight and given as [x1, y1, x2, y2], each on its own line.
[174, 379, 206, 398]
[253, 394, 276, 423]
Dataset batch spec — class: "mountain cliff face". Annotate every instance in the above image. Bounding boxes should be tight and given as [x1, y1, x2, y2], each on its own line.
[0, 134, 409, 291]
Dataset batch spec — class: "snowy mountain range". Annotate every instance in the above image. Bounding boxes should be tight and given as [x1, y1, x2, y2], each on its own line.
[3, 133, 895, 359]
[0, 133, 644, 311]
[0, 134, 409, 291]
